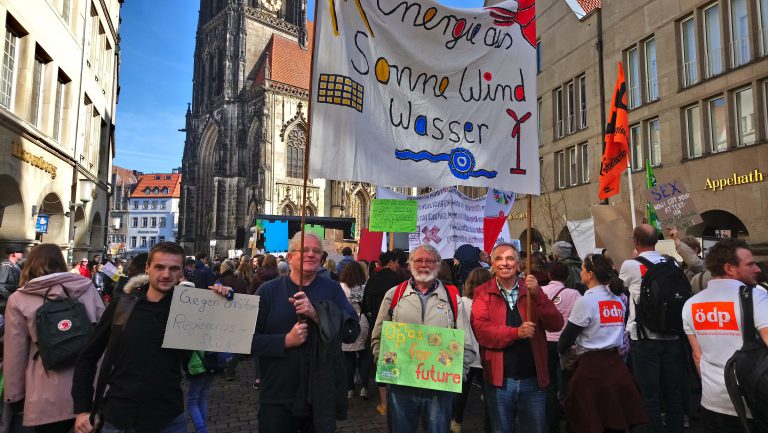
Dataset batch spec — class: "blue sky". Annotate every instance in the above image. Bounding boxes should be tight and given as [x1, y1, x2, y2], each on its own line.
[114, 0, 485, 173]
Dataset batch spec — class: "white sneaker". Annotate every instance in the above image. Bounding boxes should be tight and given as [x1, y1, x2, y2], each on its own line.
[347, 390, 354, 399]
[360, 388, 368, 399]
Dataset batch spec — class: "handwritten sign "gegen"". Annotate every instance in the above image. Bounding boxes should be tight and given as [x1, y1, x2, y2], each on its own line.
[369, 199, 418, 233]
[162, 286, 259, 354]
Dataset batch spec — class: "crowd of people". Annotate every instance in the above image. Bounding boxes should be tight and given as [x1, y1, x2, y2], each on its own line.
[0, 224, 766, 433]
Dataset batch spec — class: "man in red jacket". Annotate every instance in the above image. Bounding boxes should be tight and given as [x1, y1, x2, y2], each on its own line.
[471, 242, 564, 433]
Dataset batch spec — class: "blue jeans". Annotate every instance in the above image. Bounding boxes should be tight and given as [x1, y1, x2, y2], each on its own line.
[484, 377, 546, 433]
[187, 374, 215, 433]
[100, 412, 187, 433]
[630, 339, 684, 433]
[387, 384, 454, 433]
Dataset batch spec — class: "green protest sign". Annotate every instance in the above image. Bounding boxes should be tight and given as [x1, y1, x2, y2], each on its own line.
[304, 224, 325, 239]
[375, 321, 464, 393]
[369, 199, 418, 233]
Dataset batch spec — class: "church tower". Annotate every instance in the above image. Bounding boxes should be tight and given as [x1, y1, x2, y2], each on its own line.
[179, 0, 312, 256]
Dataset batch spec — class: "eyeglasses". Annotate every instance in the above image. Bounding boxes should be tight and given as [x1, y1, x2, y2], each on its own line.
[412, 259, 438, 265]
[291, 248, 323, 255]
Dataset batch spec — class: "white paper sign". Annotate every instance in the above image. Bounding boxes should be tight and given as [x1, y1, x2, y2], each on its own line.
[309, 1, 539, 192]
[162, 286, 259, 354]
[377, 186, 512, 258]
[567, 218, 596, 260]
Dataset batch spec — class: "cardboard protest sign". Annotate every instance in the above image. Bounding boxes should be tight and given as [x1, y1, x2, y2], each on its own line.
[644, 178, 703, 231]
[655, 239, 683, 262]
[162, 287, 259, 354]
[369, 199, 418, 233]
[592, 204, 638, 266]
[376, 321, 464, 393]
[309, 1, 540, 192]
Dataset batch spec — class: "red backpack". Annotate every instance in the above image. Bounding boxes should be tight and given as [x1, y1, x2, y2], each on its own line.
[387, 280, 461, 328]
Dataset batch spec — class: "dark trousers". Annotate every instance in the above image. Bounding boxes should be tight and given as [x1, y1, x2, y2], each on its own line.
[701, 408, 751, 433]
[343, 349, 372, 391]
[546, 341, 568, 433]
[630, 339, 684, 433]
[453, 367, 486, 424]
[32, 420, 74, 433]
[258, 403, 314, 433]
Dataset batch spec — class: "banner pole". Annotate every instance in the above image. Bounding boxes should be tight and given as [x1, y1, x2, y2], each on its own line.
[526, 194, 532, 320]
[626, 159, 637, 228]
[298, 3, 321, 294]
[389, 232, 394, 251]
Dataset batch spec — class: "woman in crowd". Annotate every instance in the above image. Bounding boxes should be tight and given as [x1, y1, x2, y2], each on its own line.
[340, 261, 371, 399]
[252, 254, 279, 293]
[451, 267, 493, 433]
[3, 244, 105, 433]
[91, 263, 106, 298]
[234, 258, 254, 286]
[542, 262, 582, 433]
[453, 244, 483, 288]
[557, 254, 647, 433]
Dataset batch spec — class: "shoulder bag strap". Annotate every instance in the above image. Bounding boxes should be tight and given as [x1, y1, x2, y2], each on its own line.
[89, 295, 139, 425]
[633, 255, 654, 269]
[552, 287, 567, 301]
[387, 281, 409, 319]
[739, 285, 756, 342]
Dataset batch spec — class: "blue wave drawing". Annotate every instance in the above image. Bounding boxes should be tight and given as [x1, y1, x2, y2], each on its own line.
[394, 148, 497, 180]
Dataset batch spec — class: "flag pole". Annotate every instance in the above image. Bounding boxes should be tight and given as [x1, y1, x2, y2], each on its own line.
[525, 194, 532, 320]
[298, 2, 320, 293]
[626, 159, 637, 228]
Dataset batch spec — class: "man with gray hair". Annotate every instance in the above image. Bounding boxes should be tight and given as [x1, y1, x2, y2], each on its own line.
[243, 231, 359, 432]
[371, 244, 475, 433]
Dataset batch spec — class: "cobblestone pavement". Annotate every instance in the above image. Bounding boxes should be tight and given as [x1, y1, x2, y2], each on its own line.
[201, 360, 707, 433]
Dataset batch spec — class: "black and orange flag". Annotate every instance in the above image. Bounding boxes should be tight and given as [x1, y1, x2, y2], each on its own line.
[598, 63, 630, 200]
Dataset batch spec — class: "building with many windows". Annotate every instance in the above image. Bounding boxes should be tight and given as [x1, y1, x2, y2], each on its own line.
[107, 165, 139, 258]
[126, 172, 181, 256]
[493, 0, 768, 254]
[179, 0, 375, 256]
[0, 0, 121, 262]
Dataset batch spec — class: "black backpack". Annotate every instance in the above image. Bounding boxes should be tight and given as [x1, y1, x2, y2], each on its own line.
[725, 285, 768, 433]
[634, 256, 693, 337]
[35, 286, 94, 370]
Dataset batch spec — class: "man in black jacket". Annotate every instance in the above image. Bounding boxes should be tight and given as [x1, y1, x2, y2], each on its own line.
[361, 251, 408, 415]
[72, 242, 188, 433]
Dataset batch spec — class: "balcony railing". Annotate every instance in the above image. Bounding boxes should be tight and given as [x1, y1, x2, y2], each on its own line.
[705, 48, 723, 78]
[682, 60, 698, 87]
[731, 37, 751, 67]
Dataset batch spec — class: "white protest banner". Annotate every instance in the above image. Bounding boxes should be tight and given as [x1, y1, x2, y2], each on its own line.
[567, 218, 596, 260]
[377, 187, 512, 258]
[162, 287, 259, 354]
[309, 1, 539, 193]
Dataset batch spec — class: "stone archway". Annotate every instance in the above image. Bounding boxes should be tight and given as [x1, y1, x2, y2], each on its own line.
[0, 174, 24, 242]
[72, 205, 87, 246]
[686, 209, 749, 240]
[38, 192, 66, 245]
[198, 123, 219, 242]
[90, 212, 103, 251]
[518, 228, 546, 255]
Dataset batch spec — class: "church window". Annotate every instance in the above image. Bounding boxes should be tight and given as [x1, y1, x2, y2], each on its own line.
[349, 191, 369, 239]
[286, 127, 306, 178]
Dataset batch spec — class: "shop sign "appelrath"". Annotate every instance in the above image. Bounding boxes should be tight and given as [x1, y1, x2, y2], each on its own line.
[705, 169, 764, 191]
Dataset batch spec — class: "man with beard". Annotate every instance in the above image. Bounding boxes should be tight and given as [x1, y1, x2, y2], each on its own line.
[682, 238, 768, 432]
[371, 245, 475, 433]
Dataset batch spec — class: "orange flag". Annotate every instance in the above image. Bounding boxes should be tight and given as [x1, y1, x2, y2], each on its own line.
[598, 63, 630, 200]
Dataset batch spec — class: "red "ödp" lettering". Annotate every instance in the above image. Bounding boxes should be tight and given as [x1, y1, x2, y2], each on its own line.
[692, 302, 738, 331]
[598, 301, 624, 324]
